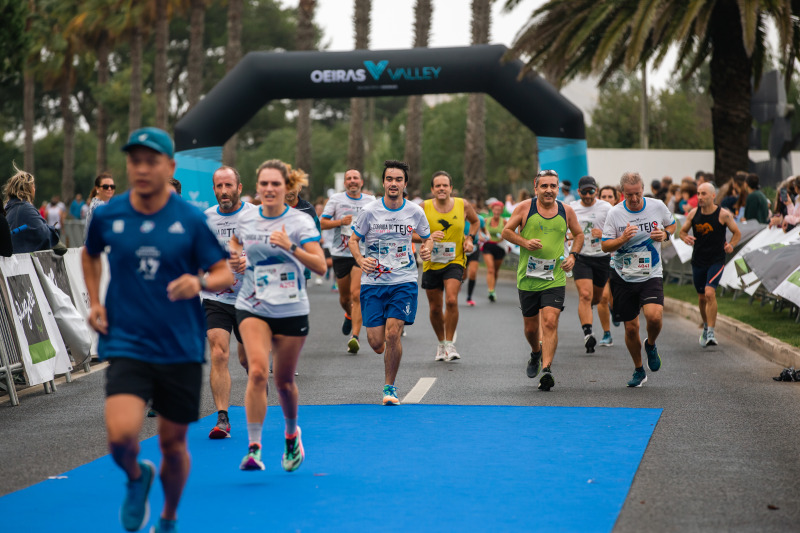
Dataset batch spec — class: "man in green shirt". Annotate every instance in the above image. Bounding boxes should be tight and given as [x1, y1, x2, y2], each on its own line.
[502, 170, 583, 392]
[743, 173, 770, 223]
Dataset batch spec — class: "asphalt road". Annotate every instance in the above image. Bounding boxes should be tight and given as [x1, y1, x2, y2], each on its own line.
[2, 270, 799, 532]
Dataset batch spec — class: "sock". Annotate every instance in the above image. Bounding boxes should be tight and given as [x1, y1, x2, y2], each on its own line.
[582, 324, 592, 336]
[636, 366, 644, 372]
[707, 327, 715, 335]
[531, 349, 542, 358]
[285, 418, 298, 437]
[467, 279, 476, 299]
[352, 334, 358, 340]
[218, 410, 228, 421]
[543, 366, 551, 373]
[439, 340, 446, 346]
[247, 422, 263, 446]
[604, 330, 610, 336]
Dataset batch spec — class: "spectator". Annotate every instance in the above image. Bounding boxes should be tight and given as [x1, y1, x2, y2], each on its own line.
[69, 193, 85, 219]
[84, 172, 116, 242]
[558, 180, 575, 203]
[648, 179, 661, 198]
[695, 170, 707, 185]
[168, 177, 181, 194]
[742, 172, 770, 223]
[770, 175, 800, 231]
[0, 201, 12, 256]
[45, 195, 66, 230]
[666, 184, 681, 213]
[678, 181, 697, 214]
[3, 165, 60, 253]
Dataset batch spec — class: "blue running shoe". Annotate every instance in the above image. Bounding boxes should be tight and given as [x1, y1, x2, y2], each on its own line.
[627, 368, 647, 387]
[121, 459, 155, 532]
[644, 338, 661, 372]
[150, 518, 178, 533]
[382, 384, 400, 405]
[598, 331, 613, 347]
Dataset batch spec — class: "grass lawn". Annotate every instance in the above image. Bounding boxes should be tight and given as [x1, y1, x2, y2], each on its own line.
[664, 283, 800, 348]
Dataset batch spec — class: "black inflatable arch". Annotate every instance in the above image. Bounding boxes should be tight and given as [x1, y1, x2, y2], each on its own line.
[174, 44, 585, 151]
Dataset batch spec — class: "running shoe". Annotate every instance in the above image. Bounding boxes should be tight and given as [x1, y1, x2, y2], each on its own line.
[150, 518, 178, 533]
[314, 277, 322, 286]
[488, 290, 496, 302]
[435, 344, 447, 361]
[146, 408, 157, 418]
[526, 351, 542, 378]
[598, 332, 613, 347]
[705, 330, 718, 347]
[382, 384, 400, 406]
[699, 327, 708, 346]
[538, 367, 554, 391]
[208, 415, 231, 439]
[282, 427, 305, 472]
[347, 336, 360, 354]
[341, 314, 352, 336]
[240, 443, 265, 471]
[584, 334, 597, 354]
[331, 282, 338, 291]
[467, 299, 476, 306]
[644, 338, 661, 372]
[445, 343, 461, 361]
[627, 368, 648, 387]
[120, 459, 155, 532]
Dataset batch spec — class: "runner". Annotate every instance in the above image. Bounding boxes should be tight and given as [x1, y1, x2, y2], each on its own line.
[202, 166, 255, 439]
[599, 185, 621, 331]
[420, 170, 479, 361]
[601, 172, 676, 387]
[569, 176, 613, 352]
[678, 182, 741, 347]
[349, 160, 432, 405]
[482, 201, 506, 302]
[82, 127, 233, 533]
[320, 169, 375, 354]
[463, 213, 486, 306]
[231, 159, 325, 473]
[502, 169, 583, 391]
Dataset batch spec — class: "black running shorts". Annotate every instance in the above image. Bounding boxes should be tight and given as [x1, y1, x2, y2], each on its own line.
[203, 299, 242, 344]
[332, 256, 359, 280]
[518, 286, 565, 317]
[421, 263, 465, 290]
[609, 271, 664, 323]
[572, 254, 611, 287]
[235, 309, 310, 337]
[481, 241, 506, 261]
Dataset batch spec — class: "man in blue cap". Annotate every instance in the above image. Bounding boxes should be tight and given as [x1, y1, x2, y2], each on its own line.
[82, 127, 234, 533]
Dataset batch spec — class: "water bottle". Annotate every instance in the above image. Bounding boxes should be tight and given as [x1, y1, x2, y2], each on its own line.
[559, 255, 573, 277]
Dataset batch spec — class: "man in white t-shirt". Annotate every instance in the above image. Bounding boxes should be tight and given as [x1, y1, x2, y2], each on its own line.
[569, 176, 613, 352]
[321, 169, 375, 354]
[602, 172, 676, 388]
[45, 196, 65, 229]
[350, 160, 432, 406]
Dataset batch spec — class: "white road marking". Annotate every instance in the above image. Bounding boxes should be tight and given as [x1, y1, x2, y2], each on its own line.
[402, 377, 436, 404]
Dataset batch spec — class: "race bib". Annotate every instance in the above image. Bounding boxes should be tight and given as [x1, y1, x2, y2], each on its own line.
[621, 251, 652, 277]
[587, 237, 602, 252]
[526, 256, 557, 280]
[340, 224, 353, 237]
[254, 263, 300, 305]
[378, 241, 410, 270]
[431, 241, 456, 263]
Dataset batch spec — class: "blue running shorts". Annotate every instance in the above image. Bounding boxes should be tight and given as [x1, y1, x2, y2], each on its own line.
[360, 282, 419, 327]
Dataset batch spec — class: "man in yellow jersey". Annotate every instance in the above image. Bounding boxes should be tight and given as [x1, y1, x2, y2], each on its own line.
[502, 170, 583, 391]
[420, 171, 480, 361]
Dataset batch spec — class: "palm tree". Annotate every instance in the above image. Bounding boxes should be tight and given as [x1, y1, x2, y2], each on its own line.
[463, 0, 491, 204]
[503, 0, 800, 184]
[347, 0, 370, 171]
[295, 0, 316, 178]
[223, 0, 242, 166]
[154, 0, 169, 130]
[23, 0, 36, 174]
[185, 0, 207, 109]
[403, 0, 432, 194]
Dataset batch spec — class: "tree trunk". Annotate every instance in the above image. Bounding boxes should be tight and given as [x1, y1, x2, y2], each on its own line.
[60, 70, 75, 202]
[463, 0, 490, 204]
[295, 0, 315, 181]
[129, 28, 143, 135]
[708, 0, 752, 186]
[223, 0, 243, 166]
[187, 0, 205, 109]
[154, 0, 169, 130]
[23, 68, 34, 174]
[404, 0, 432, 193]
[96, 33, 110, 175]
[347, 0, 370, 171]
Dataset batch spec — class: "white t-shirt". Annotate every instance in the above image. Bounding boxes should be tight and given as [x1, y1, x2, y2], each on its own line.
[202, 202, 256, 305]
[602, 198, 675, 282]
[235, 205, 321, 318]
[46, 202, 65, 229]
[352, 198, 431, 286]
[570, 199, 612, 257]
[321, 192, 376, 257]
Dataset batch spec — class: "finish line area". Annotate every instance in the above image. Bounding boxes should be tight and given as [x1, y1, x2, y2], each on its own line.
[1, 404, 660, 532]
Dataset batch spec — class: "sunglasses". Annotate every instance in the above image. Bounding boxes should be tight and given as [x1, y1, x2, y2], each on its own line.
[580, 188, 596, 195]
[537, 169, 558, 177]
[101, 184, 116, 190]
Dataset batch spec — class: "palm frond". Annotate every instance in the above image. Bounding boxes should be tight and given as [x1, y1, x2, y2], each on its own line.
[736, 0, 759, 55]
[625, 0, 660, 69]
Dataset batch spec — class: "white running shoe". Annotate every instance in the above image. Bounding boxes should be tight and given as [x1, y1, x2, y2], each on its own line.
[445, 343, 461, 361]
[705, 330, 718, 346]
[435, 344, 447, 361]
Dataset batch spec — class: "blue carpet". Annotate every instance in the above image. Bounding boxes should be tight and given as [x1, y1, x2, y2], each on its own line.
[1, 405, 660, 532]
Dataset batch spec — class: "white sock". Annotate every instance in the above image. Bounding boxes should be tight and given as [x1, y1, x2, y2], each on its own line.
[439, 340, 446, 347]
[247, 422, 263, 446]
[708, 327, 715, 335]
[285, 418, 298, 437]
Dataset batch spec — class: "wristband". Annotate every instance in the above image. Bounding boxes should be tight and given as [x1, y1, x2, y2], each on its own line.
[569, 251, 578, 257]
[199, 275, 208, 291]
[290, 243, 298, 254]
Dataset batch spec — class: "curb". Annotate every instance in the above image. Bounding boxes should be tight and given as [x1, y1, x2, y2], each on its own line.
[663, 296, 800, 369]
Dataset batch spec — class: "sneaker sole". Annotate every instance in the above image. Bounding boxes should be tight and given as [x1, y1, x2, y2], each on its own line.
[538, 373, 555, 391]
[445, 354, 461, 362]
[240, 457, 265, 471]
[121, 459, 155, 532]
[382, 397, 400, 406]
[628, 376, 648, 388]
[599, 341, 613, 347]
[705, 339, 718, 346]
[208, 427, 231, 439]
[585, 336, 597, 353]
[347, 339, 360, 354]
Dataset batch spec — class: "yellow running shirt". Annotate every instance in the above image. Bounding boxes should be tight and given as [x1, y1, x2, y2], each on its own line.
[423, 198, 466, 271]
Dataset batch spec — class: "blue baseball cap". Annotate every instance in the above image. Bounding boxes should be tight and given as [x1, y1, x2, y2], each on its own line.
[122, 127, 174, 158]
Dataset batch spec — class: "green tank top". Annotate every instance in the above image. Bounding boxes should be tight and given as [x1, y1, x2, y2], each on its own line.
[486, 216, 505, 242]
[516, 200, 568, 291]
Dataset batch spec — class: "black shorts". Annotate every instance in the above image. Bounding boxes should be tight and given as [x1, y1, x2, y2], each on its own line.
[466, 249, 482, 263]
[572, 254, 611, 287]
[609, 271, 664, 323]
[518, 286, 566, 317]
[332, 256, 359, 280]
[323, 247, 331, 259]
[421, 263, 465, 290]
[203, 299, 242, 344]
[236, 309, 309, 337]
[105, 358, 202, 425]
[482, 242, 506, 261]
[692, 263, 725, 294]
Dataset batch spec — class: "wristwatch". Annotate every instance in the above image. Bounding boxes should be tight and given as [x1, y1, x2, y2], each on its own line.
[199, 275, 208, 291]
[290, 243, 298, 254]
[569, 251, 578, 257]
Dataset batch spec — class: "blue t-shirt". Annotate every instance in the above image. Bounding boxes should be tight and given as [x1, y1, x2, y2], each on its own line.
[85, 192, 227, 364]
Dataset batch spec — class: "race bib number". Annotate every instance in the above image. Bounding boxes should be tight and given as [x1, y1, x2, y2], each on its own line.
[431, 241, 456, 263]
[587, 237, 602, 253]
[254, 263, 299, 305]
[526, 256, 557, 280]
[621, 251, 652, 277]
[379, 241, 410, 270]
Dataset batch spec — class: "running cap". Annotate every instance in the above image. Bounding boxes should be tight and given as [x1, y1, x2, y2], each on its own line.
[122, 127, 174, 159]
[578, 176, 598, 191]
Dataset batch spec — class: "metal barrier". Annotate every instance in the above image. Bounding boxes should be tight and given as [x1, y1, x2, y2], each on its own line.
[62, 220, 86, 248]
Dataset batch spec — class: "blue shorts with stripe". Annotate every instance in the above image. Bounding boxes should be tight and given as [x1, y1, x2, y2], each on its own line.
[360, 282, 418, 328]
[692, 263, 725, 294]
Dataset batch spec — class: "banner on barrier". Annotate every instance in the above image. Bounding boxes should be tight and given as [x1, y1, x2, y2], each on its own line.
[0, 255, 71, 385]
[773, 266, 800, 307]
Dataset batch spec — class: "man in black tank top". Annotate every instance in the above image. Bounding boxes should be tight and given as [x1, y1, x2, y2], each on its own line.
[679, 183, 741, 347]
